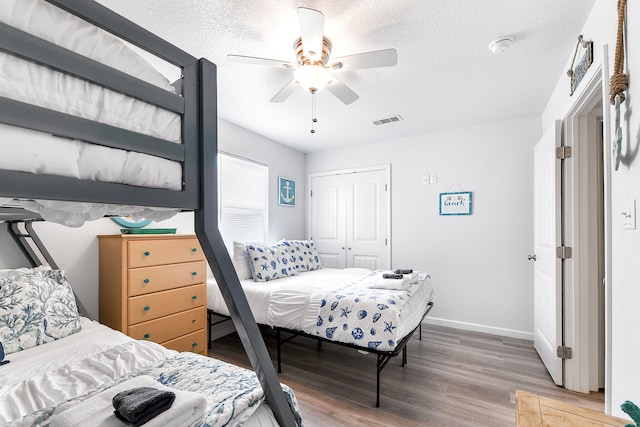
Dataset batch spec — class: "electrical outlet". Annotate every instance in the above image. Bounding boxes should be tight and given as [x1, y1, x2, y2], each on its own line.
[623, 199, 636, 230]
[430, 174, 438, 184]
[422, 176, 429, 185]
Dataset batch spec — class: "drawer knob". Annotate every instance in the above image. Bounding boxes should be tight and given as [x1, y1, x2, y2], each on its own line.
[192, 295, 198, 300]
[144, 306, 151, 311]
[192, 271, 198, 276]
[192, 342, 198, 347]
[143, 278, 150, 284]
[143, 251, 150, 256]
[192, 319, 196, 323]
[144, 333, 151, 339]
[192, 247, 198, 253]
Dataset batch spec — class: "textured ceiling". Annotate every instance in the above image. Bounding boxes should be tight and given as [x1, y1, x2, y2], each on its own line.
[96, 0, 595, 153]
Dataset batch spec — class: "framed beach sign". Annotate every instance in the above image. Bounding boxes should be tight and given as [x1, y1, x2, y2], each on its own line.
[439, 191, 472, 216]
[278, 177, 296, 206]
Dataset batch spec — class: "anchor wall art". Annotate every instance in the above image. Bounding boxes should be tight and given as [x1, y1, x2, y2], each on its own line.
[278, 176, 296, 206]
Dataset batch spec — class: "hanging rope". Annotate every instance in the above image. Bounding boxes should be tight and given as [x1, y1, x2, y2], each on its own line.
[611, 0, 627, 170]
[610, 0, 628, 104]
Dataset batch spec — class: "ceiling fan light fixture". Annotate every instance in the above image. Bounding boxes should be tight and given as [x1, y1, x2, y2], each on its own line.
[294, 64, 333, 94]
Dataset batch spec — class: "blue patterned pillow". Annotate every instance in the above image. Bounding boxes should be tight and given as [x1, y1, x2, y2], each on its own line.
[0, 269, 81, 354]
[246, 243, 298, 282]
[282, 240, 322, 272]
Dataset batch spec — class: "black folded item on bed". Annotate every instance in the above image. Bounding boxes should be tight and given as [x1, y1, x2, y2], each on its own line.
[112, 387, 175, 426]
[382, 273, 404, 279]
[394, 268, 413, 274]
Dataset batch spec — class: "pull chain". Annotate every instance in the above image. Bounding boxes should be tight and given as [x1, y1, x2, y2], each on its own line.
[310, 93, 317, 134]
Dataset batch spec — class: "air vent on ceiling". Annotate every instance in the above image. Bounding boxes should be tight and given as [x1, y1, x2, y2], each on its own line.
[373, 115, 403, 126]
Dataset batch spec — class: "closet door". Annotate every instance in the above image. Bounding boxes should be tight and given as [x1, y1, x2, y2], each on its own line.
[345, 170, 389, 269]
[310, 174, 347, 268]
[310, 168, 390, 270]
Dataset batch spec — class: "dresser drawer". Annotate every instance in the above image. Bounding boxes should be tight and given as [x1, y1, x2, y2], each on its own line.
[128, 307, 206, 343]
[128, 238, 203, 268]
[128, 283, 205, 324]
[162, 329, 206, 354]
[128, 262, 205, 296]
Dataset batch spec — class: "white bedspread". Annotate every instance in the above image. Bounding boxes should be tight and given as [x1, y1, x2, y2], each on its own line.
[0, 318, 302, 427]
[207, 268, 434, 351]
[0, 0, 183, 224]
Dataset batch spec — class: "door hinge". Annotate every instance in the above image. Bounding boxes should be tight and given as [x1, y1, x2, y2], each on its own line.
[557, 346, 573, 359]
[385, 184, 388, 191]
[556, 146, 572, 160]
[310, 190, 313, 197]
[556, 246, 573, 259]
[385, 238, 388, 246]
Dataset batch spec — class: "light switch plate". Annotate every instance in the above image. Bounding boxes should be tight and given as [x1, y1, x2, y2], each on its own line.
[623, 199, 636, 230]
[429, 174, 437, 184]
[422, 176, 429, 185]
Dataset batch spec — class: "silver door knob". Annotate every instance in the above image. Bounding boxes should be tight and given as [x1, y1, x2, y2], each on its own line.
[528, 254, 537, 261]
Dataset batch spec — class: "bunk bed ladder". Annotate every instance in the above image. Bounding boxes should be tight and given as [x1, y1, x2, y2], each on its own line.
[194, 59, 298, 427]
[7, 219, 91, 319]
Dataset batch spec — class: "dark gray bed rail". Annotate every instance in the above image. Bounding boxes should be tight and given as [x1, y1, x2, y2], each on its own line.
[0, 1, 297, 425]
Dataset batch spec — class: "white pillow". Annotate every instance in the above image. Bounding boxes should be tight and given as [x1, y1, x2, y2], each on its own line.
[245, 242, 297, 282]
[232, 241, 253, 280]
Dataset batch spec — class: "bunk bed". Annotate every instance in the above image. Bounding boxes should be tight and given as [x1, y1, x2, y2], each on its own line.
[0, 0, 299, 425]
[206, 242, 434, 407]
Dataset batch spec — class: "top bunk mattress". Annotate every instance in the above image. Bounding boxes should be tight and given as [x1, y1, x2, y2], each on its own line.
[207, 268, 434, 352]
[0, 0, 184, 223]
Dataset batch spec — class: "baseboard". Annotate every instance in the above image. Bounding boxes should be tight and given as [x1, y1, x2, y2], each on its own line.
[423, 316, 534, 341]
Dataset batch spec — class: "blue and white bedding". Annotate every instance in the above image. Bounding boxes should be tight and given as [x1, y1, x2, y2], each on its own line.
[0, 318, 302, 427]
[207, 268, 434, 351]
[310, 271, 430, 351]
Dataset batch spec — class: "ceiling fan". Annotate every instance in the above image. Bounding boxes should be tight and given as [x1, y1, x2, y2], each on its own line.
[228, 7, 398, 105]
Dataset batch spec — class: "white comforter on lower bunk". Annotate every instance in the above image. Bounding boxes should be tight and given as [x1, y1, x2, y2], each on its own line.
[0, 318, 302, 427]
[207, 268, 434, 352]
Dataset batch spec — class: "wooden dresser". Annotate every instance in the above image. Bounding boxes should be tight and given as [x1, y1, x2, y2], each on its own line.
[98, 234, 207, 355]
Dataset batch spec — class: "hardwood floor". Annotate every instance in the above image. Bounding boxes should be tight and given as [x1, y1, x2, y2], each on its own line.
[208, 323, 605, 427]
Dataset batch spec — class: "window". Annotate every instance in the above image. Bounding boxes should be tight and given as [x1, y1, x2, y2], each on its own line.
[217, 153, 268, 252]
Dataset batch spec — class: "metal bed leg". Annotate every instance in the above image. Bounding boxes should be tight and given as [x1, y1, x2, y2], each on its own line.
[207, 310, 212, 350]
[402, 345, 407, 367]
[376, 354, 382, 407]
[277, 329, 282, 373]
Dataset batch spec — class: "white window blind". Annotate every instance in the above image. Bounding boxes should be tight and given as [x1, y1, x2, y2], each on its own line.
[218, 153, 268, 252]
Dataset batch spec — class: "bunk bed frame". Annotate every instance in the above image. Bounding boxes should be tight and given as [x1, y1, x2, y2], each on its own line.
[0, 1, 297, 426]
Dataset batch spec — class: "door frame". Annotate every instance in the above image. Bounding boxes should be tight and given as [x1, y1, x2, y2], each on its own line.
[307, 164, 392, 267]
[561, 46, 612, 408]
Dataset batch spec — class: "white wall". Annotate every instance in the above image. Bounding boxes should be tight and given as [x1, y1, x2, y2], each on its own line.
[542, 1, 640, 417]
[306, 116, 541, 338]
[30, 119, 306, 320]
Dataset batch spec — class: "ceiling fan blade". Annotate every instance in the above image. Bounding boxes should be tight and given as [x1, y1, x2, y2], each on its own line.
[270, 80, 299, 103]
[330, 48, 398, 71]
[298, 7, 324, 62]
[228, 54, 295, 69]
[326, 77, 359, 105]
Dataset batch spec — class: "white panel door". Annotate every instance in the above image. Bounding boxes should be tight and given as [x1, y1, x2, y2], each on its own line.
[310, 168, 390, 270]
[346, 170, 389, 269]
[533, 120, 563, 385]
[310, 174, 346, 268]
